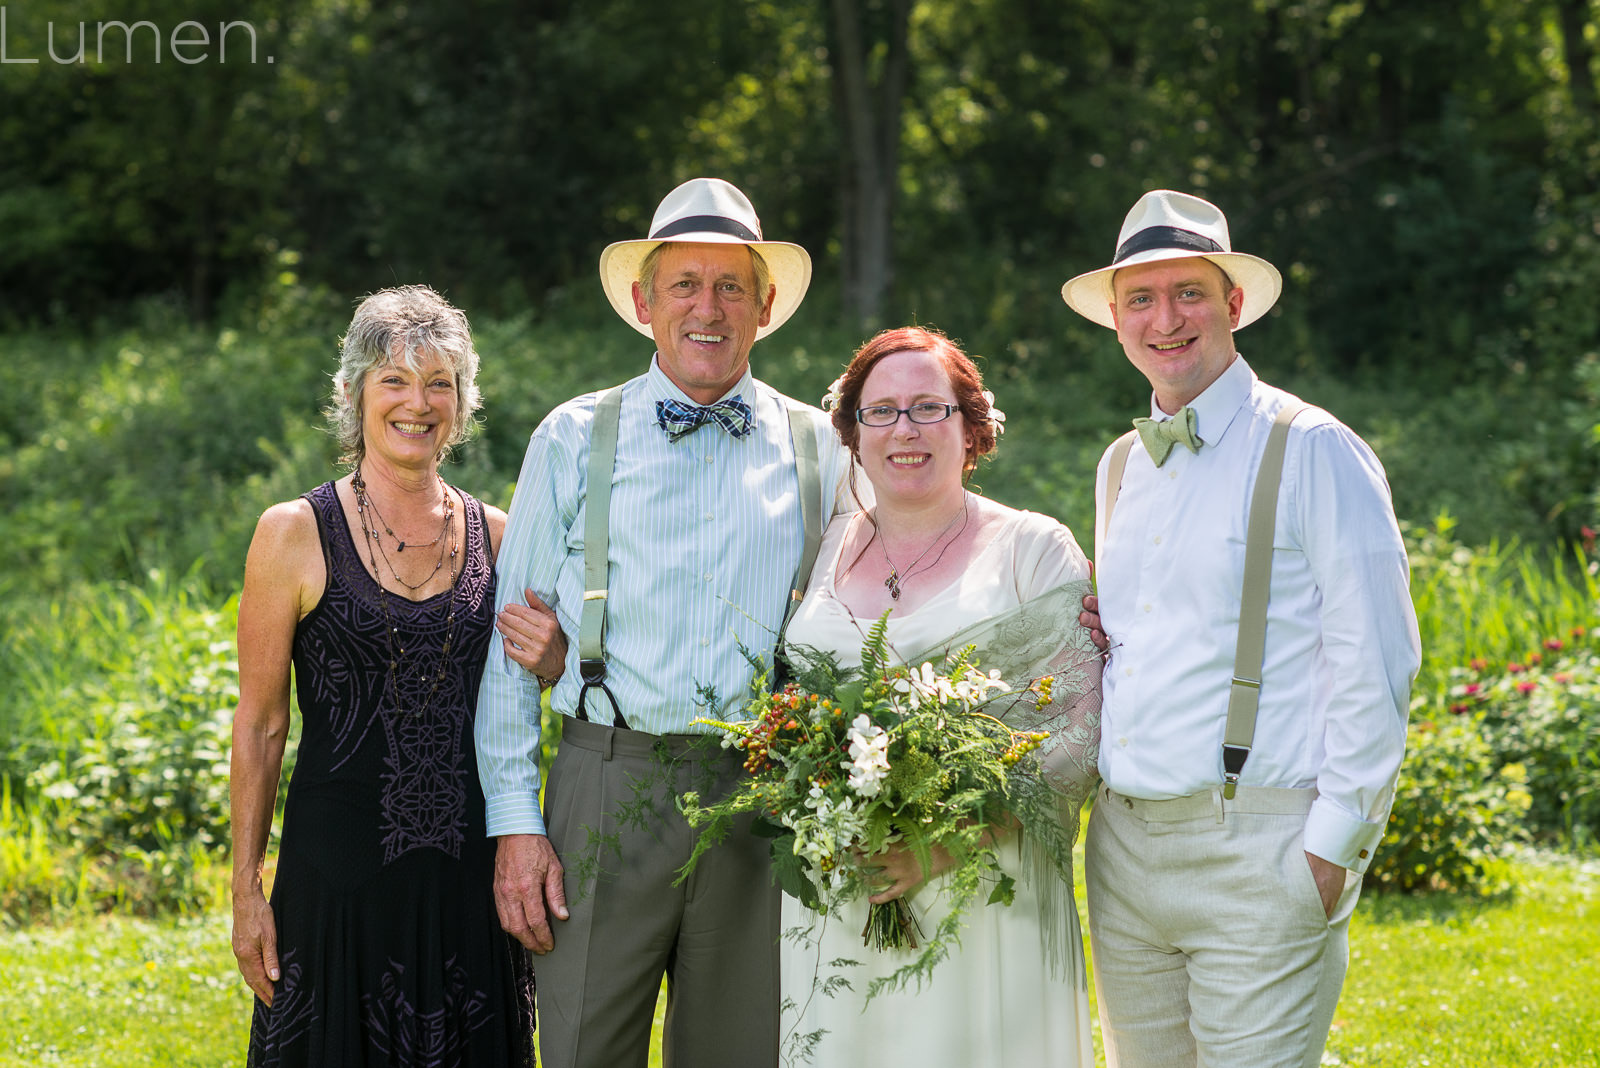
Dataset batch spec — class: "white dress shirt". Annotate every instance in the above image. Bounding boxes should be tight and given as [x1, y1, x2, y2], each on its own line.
[1094, 356, 1420, 872]
[476, 357, 857, 837]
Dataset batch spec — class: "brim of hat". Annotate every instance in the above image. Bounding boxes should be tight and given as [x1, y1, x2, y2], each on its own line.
[1061, 249, 1282, 330]
[598, 235, 813, 340]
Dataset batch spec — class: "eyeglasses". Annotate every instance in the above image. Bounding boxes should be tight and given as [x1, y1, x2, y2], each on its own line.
[855, 403, 960, 427]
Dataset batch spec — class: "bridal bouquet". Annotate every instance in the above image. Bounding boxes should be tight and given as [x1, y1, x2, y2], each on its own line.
[678, 617, 1079, 987]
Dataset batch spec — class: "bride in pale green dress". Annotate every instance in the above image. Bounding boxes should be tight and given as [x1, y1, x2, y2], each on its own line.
[779, 326, 1102, 1067]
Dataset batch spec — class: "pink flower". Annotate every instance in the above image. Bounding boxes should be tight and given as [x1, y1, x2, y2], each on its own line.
[1573, 627, 1586, 640]
[1464, 683, 1481, 695]
[1469, 658, 1488, 672]
[1508, 663, 1525, 674]
[1545, 638, 1564, 651]
[1528, 652, 1543, 665]
[1516, 680, 1537, 694]
[1450, 702, 1470, 715]
[1554, 673, 1572, 685]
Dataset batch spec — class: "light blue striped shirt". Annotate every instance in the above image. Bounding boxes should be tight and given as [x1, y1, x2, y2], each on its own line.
[476, 357, 858, 836]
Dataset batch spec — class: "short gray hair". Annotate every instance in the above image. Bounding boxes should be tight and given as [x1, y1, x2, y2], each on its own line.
[329, 285, 482, 466]
[637, 243, 771, 310]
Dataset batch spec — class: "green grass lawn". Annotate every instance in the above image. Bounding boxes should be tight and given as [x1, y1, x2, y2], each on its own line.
[2, 851, 1595, 1067]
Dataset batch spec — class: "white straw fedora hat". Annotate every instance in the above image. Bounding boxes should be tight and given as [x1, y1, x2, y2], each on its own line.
[1061, 189, 1282, 330]
[599, 177, 813, 340]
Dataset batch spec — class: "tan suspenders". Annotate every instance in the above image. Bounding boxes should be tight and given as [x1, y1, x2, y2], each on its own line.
[1100, 402, 1308, 797]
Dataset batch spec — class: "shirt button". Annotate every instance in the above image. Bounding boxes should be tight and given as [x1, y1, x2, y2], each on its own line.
[700, 638, 710, 647]
[1123, 797, 1134, 809]
[1124, 668, 1133, 677]
[1117, 737, 1128, 747]
[1168, 471, 1177, 480]
[1153, 535, 1162, 545]
[704, 455, 714, 464]
[1143, 604, 1152, 613]
[704, 512, 714, 521]
[1359, 848, 1370, 859]
[703, 572, 713, 582]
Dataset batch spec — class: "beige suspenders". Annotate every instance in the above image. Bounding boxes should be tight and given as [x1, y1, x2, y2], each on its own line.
[1100, 402, 1308, 797]
[574, 386, 825, 728]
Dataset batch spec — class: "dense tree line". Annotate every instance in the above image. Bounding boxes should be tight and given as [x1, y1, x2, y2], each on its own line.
[2, 0, 1597, 372]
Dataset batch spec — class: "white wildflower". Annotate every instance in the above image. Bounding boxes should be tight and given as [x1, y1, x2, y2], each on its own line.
[845, 713, 891, 797]
[983, 390, 1007, 435]
[821, 373, 848, 412]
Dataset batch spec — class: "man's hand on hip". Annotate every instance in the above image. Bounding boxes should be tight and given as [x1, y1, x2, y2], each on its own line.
[495, 833, 568, 953]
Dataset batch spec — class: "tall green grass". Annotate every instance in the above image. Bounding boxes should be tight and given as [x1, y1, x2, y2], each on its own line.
[1406, 515, 1600, 702]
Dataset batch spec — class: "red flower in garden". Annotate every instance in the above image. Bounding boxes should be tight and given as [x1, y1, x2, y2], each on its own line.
[1583, 526, 1596, 554]
[1469, 658, 1488, 672]
[1528, 652, 1543, 666]
[1554, 673, 1571, 685]
[1516, 680, 1537, 694]
[1508, 662, 1525, 674]
[1573, 627, 1586, 640]
[1463, 683, 1481, 695]
[1545, 638, 1564, 651]
[1450, 702, 1470, 715]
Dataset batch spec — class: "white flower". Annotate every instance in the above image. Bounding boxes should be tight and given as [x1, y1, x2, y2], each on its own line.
[821, 373, 848, 412]
[845, 713, 891, 797]
[982, 390, 1007, 436]
[895, 661, 958, 704]
[954, 667, 1010, 703]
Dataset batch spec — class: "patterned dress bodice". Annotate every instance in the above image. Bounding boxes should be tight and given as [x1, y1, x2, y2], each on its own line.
[285, 480, 497, 882]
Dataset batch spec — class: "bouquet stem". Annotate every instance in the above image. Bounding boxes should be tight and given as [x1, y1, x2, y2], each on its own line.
[861, 898, 923, 951]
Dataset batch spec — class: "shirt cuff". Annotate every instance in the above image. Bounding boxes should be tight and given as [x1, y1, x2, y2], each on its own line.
[1303, 797, 1387, 873]
[485, 792, 547, 838]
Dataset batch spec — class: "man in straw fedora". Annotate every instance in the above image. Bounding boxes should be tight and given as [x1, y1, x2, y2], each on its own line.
[476, 177, 855, 1067]
[1063, 189, 1420, 1067]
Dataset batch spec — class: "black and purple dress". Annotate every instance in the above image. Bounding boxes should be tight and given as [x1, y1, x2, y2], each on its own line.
[248, 480, 535, 1068]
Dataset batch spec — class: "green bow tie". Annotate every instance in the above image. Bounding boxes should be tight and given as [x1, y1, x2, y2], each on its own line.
[1133, 407, 1202, 467]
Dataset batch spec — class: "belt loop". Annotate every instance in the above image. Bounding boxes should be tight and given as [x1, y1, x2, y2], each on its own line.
[1211, 785, 1225, 824]
[601, 727, 614, 762]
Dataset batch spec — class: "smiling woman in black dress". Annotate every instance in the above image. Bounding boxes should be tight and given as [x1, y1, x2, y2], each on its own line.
[229, 286, 558, 1066]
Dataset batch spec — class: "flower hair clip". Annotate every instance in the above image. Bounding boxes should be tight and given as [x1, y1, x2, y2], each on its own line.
[820, 373, 847, 412]
[983, 390, 1007, 435]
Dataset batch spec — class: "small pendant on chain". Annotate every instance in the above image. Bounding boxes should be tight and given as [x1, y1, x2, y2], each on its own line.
[885, 571, 902, 600]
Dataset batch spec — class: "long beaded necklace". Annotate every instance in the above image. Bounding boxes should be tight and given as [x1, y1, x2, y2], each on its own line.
[351, 471, 463, 721]
[842, 494, 970, 601]
[353, 466, 455, 592]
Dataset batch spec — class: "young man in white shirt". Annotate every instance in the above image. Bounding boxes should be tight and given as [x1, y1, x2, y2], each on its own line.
[1063, 189, 1421, 1068]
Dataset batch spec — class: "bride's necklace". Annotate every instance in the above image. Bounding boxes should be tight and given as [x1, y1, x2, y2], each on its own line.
[870, 495, 970, 601]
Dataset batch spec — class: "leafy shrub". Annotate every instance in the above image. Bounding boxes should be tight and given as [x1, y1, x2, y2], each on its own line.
[3, 578, 277, 918]
[1368, 716, 1528, 896]
[1443, 633, 1600, 846]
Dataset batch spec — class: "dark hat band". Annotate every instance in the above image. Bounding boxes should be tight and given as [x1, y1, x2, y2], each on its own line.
[651, 214, 761, 241]
[1114, 225, 1224, 264]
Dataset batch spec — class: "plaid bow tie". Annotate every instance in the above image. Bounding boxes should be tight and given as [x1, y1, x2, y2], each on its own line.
[1132, 406, 1202, 467]
[655, 397, 755, 441]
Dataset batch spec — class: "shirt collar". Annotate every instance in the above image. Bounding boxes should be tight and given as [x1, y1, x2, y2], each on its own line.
[1147, 354, 1255, 447]
[646, 354, 757, 410]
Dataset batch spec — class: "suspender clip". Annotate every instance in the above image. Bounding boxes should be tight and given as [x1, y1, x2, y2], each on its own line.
[1221, 743, 1251, 800]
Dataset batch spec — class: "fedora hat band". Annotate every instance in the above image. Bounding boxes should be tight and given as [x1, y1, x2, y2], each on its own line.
[1114, 225, 1224, 264]
[651, 214, 760, 241]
